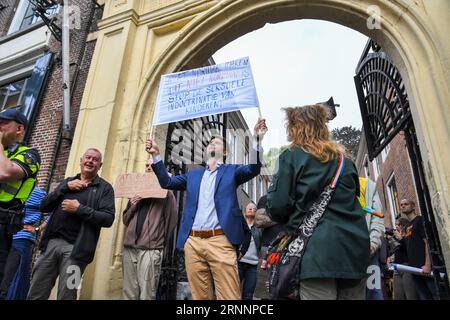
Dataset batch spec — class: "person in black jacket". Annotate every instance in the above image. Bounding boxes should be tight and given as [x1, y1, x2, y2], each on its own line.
[27, 148, 115, 300]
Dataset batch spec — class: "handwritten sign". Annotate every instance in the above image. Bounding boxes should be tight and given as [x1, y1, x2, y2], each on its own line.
[113, 172, 168, 199]
[152, 57, 259, 125]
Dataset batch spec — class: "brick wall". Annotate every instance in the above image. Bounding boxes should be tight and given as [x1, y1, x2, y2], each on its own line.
[0, 0, 18, 37]
[0, 0, 104, 190]
[359, 132, 419, 228]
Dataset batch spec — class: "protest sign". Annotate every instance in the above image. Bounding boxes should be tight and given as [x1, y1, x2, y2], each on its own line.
[152, 57, 259, 125]
[114, 172, 168, 199]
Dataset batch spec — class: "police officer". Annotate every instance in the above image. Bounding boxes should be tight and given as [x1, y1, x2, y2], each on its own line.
[0, 108, 41, 284]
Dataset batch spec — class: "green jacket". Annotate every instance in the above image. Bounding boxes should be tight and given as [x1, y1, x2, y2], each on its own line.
[266, 147, 370, 280]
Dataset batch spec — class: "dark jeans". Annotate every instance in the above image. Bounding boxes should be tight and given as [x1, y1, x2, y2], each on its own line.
[0, 224, 12, 285]
[0, 238, 34, 300]
[238, 261, 257, 300]
[412, 274, 439, 300]
[27, 238, 87, 300]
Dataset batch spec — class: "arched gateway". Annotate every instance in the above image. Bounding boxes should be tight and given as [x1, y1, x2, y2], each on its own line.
[65, 0, 449, 299]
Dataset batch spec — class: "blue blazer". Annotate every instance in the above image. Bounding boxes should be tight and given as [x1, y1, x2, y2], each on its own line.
[152, 160, 261, 249]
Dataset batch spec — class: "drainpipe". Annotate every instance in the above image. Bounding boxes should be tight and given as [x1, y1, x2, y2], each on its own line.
[47, 1, 99, 191]
[62, 0, 71, 136]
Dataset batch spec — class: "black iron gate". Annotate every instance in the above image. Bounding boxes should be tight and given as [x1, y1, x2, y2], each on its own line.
[354, 40, 449, 299]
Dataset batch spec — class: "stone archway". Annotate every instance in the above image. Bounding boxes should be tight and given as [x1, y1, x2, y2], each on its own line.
[68, 0, 449, 299]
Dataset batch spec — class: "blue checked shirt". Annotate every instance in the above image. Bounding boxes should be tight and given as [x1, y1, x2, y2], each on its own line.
[13, 187, 47, 242]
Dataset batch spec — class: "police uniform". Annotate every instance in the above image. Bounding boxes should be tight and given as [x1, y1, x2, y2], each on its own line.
[0, 144, 40, 284]
[0, 144, 40, 209]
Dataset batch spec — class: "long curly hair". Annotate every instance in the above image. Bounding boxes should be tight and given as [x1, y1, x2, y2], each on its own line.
[284, 104, 344, 163]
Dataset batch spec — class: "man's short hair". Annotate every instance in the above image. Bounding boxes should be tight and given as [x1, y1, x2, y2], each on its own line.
[401, 199, 415, 207]
[83, 148, 102, 161]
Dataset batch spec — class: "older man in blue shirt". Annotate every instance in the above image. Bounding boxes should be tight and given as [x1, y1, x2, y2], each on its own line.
[146, 118, 267, 300]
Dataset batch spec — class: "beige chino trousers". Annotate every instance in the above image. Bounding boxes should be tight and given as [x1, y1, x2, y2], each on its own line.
[184, 234, 240, 300]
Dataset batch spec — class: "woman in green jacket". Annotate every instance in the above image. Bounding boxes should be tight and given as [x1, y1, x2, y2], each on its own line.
[266, 104, 370, 300]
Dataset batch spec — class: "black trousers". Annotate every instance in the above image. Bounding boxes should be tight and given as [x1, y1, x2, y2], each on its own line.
[0, 238, 35, 300]
[0, 224, 12, 285]
[412, 274, 439, 300]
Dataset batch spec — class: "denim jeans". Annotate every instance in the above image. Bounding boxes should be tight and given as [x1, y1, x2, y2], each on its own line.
[366, 249, 384, 300]
[238, 261, 257, 300]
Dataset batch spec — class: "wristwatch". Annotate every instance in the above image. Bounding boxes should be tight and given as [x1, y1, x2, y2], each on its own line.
[35, 227, 40, 233]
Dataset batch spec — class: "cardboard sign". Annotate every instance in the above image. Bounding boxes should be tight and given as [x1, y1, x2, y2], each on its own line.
[153, 56, 259, 125]
[113, 172, 168, 199]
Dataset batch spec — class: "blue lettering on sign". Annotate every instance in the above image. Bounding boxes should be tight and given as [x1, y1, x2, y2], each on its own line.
[206, 80, 245, 94]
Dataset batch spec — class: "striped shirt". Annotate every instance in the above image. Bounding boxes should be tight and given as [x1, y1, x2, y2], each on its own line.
[13, 187, 47, 242]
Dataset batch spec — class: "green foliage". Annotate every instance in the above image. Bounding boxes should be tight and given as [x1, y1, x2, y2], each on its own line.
[331, 126, 362, 160]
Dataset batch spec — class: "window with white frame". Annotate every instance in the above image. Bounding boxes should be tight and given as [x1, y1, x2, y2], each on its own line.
[227, 127, 237, 164]
[243, 181, 249, 194]
[260, 177, 265, 197]
[386, 173, 400, 227]
[0, 77, 30, 111]
[363, 154, 370, 178]
[8, 0, 59, 34]
[381, 144, 390, 163]
[0, 53, 53, 142]
[243, 150, 249, 194]
[252, 177, 257, 203]
[372, 157, 380, 181]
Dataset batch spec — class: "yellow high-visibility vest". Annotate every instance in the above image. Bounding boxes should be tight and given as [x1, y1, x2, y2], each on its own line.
[0, 145, 39, 205]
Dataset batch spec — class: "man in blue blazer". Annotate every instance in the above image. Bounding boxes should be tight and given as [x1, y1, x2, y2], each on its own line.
[145, 118, 267, 300]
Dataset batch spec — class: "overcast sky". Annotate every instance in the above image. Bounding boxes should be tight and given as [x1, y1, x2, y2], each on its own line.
[212, 19, 368, 150]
